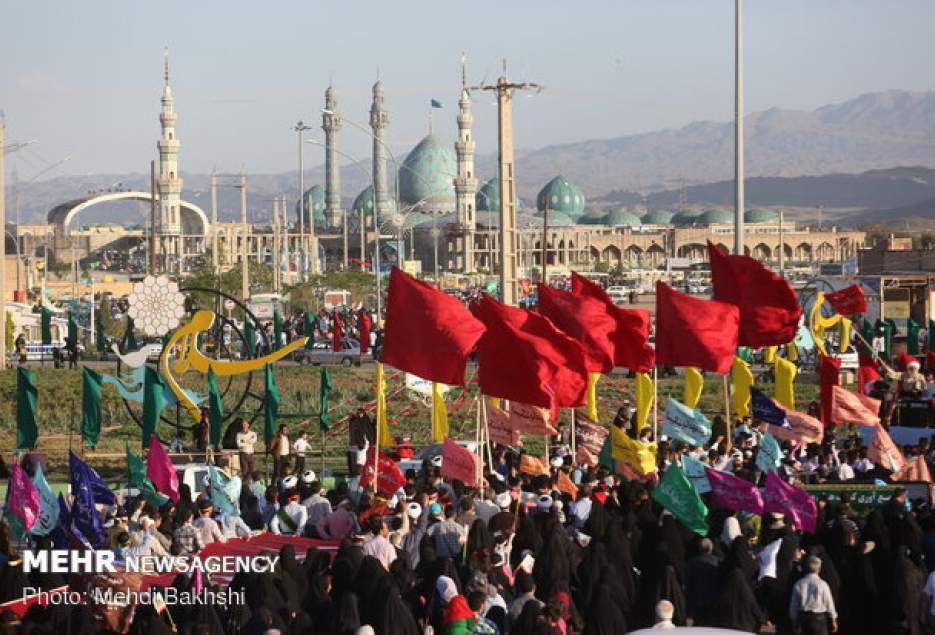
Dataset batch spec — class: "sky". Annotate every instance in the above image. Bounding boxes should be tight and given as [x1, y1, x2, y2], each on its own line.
[2, 0, 934, 181]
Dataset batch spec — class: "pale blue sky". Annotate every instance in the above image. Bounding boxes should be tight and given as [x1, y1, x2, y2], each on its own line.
[3, 0, 933, 178]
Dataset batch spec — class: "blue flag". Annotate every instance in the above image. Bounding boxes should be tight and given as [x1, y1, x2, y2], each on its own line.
[69, 451, 116, 507]
[662, 398, 712, 447]
[751, 388, 788, 427]
[209, 466, 241, 515]
[31, 465, 59, 536]
[50, 493, 71, 548]
[756, 431, 783, 473]
[681, 455, 712, 494]
[430, 99, 443, 108]
[69, 456, 106, 547]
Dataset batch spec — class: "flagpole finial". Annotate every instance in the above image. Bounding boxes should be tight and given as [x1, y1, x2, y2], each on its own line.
[461, 52, 467, 88]
[164, 47, 170, 85]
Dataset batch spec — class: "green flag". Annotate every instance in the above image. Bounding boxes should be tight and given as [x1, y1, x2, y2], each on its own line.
[736, 346, 752, 362]
[908, 318, 920, 355]
[142, 366, 165, 448]
[207, 366, 223, 446]
[16, 367, 38, 450]
[244, 319, 257, 357]
[319, 366, 333, 431]
[40, 307, 52, 345]
[304, 312, 316, 350]
[95, 311, 106, 352]
[264, 363, 280, 446]
[126, 317, 138, 352]
[273, 310, 283, 351]
[652, 464, 709, 536]
[126, 444, 168, 507]
[859, 319, 875, 357]
[81, 367, 103, 447]
[67, 312, 78, 346]
[598, 436, 614, 471]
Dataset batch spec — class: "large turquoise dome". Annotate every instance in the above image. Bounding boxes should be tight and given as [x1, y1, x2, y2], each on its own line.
[545, 211, 575, 227]
[671, 210, 701, 226]
[536, 176, 586, 220]
[476, 178, 500, 212]
[605, 209, 642, 227]
[641, 210, 674, 225]
[352, 185, 396, 218]
[698, 209, 734, 225]
[398, 135, 456, 210]
[297, 185, 327, 230]
[745, 208, 780, 224]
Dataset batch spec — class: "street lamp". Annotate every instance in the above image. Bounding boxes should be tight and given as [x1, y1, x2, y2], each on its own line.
[294, 122, 313, 280]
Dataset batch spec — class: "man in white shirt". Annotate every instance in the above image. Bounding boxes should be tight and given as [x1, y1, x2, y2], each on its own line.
[218, 511, 254, 539]
[192, 501, 227, 546]
[292, 431, 311, 474]
[652, 600, 676, 629]
[301, 480, 333, 533]
[361, 516, 398, 570]
[271, 485, 308, 536]
[789, 555, 837, 635]
[236, 419, 258, 477]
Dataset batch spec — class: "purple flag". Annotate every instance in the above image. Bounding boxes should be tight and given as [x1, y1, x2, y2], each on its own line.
[9, 464, 40, 532]
[762, 471, 817, 533]
[705, 467, 764, 514]
[146, 435, 180, 503]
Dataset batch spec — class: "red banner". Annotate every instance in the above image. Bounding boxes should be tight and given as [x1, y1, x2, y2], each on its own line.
[825, 284, 867, 315]
[486, 401, 522, 446]
[441, 438, 479, 486]
[360, 448, 408, 496]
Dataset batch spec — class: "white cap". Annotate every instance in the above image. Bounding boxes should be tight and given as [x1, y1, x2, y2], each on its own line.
[537, 495, 553, 512]
[407, 502, 422, 519]
[387, 495, 398, 508]
[302, 470, 317, 484]
[282, 475, 298, 489]
[495, 492, 512, 509]
[550, 457, 564, 468]
[603, 476, 615, 487]
[431, 455, 443, 468]
[576, 531, 592, 547]
[520, 492, 538, 506]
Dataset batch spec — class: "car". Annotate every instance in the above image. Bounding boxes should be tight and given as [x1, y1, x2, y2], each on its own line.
[176, 464, 234, 502]
[398, 440, 479, 475]
[293, 336, 368, 366]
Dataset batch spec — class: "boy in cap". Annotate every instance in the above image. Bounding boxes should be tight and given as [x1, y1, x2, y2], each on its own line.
[193, 499, 226, 546]
[271, 478, 308, 536]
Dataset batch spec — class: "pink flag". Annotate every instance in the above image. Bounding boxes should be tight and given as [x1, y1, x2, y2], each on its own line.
[767, 407, 824, 445]
[441, 438, 479, 487]
[485, 401, 522, 447]
[575, 413, 609, 467]
[146, 435, 180, 502]
[192, 567, 205, 595]
[893, 455, 935, 501]
[762, 471, 818, 533]
[705, 467, 764, 514]
[9, 465, 40, 532]
[868, 426, 907, 472]
[831, 386, 881, 426]
[508, 402, 559, 435]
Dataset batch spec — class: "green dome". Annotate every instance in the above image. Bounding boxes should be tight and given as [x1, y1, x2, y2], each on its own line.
[744, 208, 780, 224]
[476, 178, 500, 212]
[697, 209, 735, 225]
[536, 176, 586, 219]
[352, 185, 396, 217]
[671, 211, 702, 226]
[605, 209, 642, 227]
[297, 185, 327, 230]
[641, 210, 674, 225]
[398, 135, 456, 209]
[541, 210, 575, 227]
[578, 209, 608, 225]
[403, 212, 434, 228]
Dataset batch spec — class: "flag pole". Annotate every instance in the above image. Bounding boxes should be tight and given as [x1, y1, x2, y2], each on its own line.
[722, 374, 732, 451]
[652, 367, 659, 441]
[475, 395, 482, 489]
[570, 409, 577, 457]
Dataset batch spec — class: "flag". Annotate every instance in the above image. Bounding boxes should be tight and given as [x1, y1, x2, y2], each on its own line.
[786, 341, 798, 362]
[273, 309, 283, 351]
[683, 368, 704, 409]
[332, 312, 344, 352]
[763, 346, 777, 363]
[146, 435, 180, 502]
[762, 471, 818, 533]
[610, 425, 657, 475]
[142, 367, 164, 448]
[824, 284, 867, 315]
[831, 385, 880, 426]
[774, 356, 797, 409]
[486, 401, 523, 447]
[893, 456, 935, 500]
[662, 398, 712, 447]
[127, 445, 167, 507]
[68, 451, 116, 506]
[431, 382, 449, 442]
[431, 99, 443, 108]
[751, 387, 788, 426]
[441, 438, 478, 486]
[319, 366, 333, 431]
[359, 308, 372, 355]
[30, 465, 58, 536]
[40, 306, 52, 345]
[653, 464, 708, 536]
[756, 432, 783, 473]
[819, 355, 840, 426]
[858, 358, 881, 395]
[303, 312, 316, 350]
[705, 467, 764, 514]
[376, 362, 391, 448]
[16, 367, 38, 450]
[264, 364, 280, 446]
[68, 312, 79, 346]
[245, 319, 257, 356]
[126, 317, 138, 351]
[208, 465, 241, 515]
[95, 310, 107, 352]
[635, 371, 654, 432]
[655, 281, 740, 374]
[586, 373, 600, 422]
[839, 317, 853, 353]
[382, 268, 486, 385]
[81, 367, 103, 447]
[772, 408, 824, 445]
[708, 241, 802, 347]
[206, 366, 223, 446]
[574, 413, 608, 466]
[681, 455, 712, 494]
[570, 272, 654, 371]
[556, 470, 578, 498]
[537, 283, 615, 373]
[360, 447, 407, 495]
[868, 425, 907, 472]
[69, 454, 106, 546]
[519, 454, 551, 477]
[9, 464, 40, 533]
[731, 357, 754, 417]
[471, 294, 588, 418]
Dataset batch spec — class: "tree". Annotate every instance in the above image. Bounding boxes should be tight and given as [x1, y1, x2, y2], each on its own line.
[5, 311, 14, 352]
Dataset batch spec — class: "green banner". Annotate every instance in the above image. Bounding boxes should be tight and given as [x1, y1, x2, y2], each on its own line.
[244, 319, 257, 357]
[207, 366, 223, 446]
[803, 484, 898, 516]
[81, 367, 103, 447]
[16, 367, 38, 449]
[142, 367, 165, 448]
[40, 307, 52, 345]
[319, 366, 333, 432]
[652, 464, 709, 536]
[264, 363, 280, 446]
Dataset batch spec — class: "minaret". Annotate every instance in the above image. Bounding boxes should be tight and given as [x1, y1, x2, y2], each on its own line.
[369, 80, 390, 223]
[454, 56, 478, 272]
[157, 48, 183, 266]
[322, 82, 343, 229]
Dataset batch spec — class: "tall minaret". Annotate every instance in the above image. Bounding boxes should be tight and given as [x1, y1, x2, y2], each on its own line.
[454, 56, 478, 272]
[369, 80, 390, 223]
[157, 49, 183, 265]
[322, 82, 343, 229]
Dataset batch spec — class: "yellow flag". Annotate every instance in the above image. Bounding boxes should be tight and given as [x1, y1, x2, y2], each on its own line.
[809, 291, 844, 357]
[683, 368, 704, 409]
[586, 373, 600, 422]
[375, 362, 391, 448]
[488, 396, 502, 409]
[774, 356, 797, 409]
[635, 372, 654, 432]
[786, 342, 799, 362]
[763, 346, 777, 363]
[839, 317, 852, 353]
[731, 356, 754, 417]
[431, 382, 449, 442]
[610, 425, 657, 474]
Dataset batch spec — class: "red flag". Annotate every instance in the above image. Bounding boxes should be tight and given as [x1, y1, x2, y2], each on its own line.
[537, 284, 615, 373]
[858, 356, 881, 395]
[360, 447, 407, 496]
[868, 426, 907, 472]
[893, 456, 935, 501]
[824, 284, 867, 315]
[819, 355, 840, 426]
[471, 294, 588, 417]
[655, 281, 739, 374]
[708, 242, 802, 347]
[382, 268, 486, 385]
[146, 435, 180, 502]
[332, 313, 344, 352]
[358, 309, 371, 355]
[441, 438, 479, 487]
[831, 385, 881, 426]
[570, 272, 654, 372]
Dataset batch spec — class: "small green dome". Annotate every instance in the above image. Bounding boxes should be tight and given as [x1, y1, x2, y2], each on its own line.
[698, 209, 735, 225]
[745, 208, 780, 224]
[535, 210, 575, 227]
[297, 185, 327, 230]
[398, 135, 457, 209]
[476, 178, 500, 212]
[352, 185, 396, 218]
[605, 209, 642, 227]
[536, 176, 586, 219]
[578, 209, 608, 225]
[671, 211, 701, 226]
[641, 210, 674, 225]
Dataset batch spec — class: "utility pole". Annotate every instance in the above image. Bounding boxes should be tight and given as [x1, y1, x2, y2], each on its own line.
[240, 169, 249, 302]
[469, 60, 542, 305]
[210, 173, 218, 271]
[273, 196, 281, 293]
[778, 209, 785, 276]
[295, 122, 312, 279]
[733, 0, 745, 256]
[540, 202, 549, 284]
[150, 160, 157, 274]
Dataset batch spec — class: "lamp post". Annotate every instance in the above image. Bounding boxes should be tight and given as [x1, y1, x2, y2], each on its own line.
[294, 122, 313, 279]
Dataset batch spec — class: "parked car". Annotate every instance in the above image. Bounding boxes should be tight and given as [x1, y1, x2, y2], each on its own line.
[398, 440, 479, 475]
[293, 336, 367, 366]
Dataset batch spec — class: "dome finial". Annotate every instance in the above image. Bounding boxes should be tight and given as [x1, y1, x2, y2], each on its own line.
[461, 52, 467, 88]
[164, 47, 170, 86]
